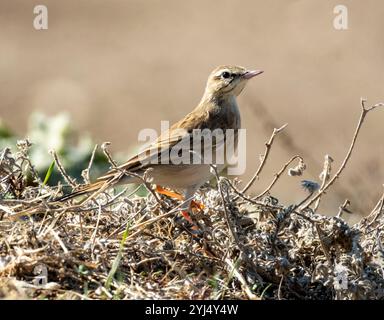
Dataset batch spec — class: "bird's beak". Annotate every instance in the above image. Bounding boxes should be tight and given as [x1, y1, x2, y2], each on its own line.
[243, 70, 264, 79]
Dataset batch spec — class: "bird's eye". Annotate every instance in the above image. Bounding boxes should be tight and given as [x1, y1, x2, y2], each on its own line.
[221, 71, 230, 79]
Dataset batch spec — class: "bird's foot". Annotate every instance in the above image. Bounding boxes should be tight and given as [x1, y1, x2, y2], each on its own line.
[155, 186, 205, 234]
[180, 210, 201, 231]
[191, 200, 205, 211]
[180, 209, 194, 224]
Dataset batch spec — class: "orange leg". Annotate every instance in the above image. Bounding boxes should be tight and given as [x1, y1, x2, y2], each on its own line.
[155, 186, 215, 255]
[155, 186, 204, 210]
[191, 200, 205, 211]
[181, 210, 201, 233]
[155, 186, 183, 200]
[156, 185, 204, 232]
[181, 210, 195, 225]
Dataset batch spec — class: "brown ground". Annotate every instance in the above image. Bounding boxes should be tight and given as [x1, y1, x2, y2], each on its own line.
[1, 0, 383, 223]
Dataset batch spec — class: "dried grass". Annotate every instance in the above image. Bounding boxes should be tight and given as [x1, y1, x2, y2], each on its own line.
[0, 99, 383, 300]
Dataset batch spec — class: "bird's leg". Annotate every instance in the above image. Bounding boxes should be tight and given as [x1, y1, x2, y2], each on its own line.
[155, 185, 184, 200]
[181, 188, 218, 257]
[180, 186, 202, 231]
[155, 185, 204, 211]
[155, 185, 197, 226]
[155, 185, 205, 233]
[191, 200, 205, 211]
[180, 209, 195, 226]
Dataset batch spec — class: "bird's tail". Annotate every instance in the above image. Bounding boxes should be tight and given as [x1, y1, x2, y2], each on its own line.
[55, 180, 107, 202]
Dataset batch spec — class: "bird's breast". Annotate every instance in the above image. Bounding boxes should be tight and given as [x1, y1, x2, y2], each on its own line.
[211, 96, 241, 131]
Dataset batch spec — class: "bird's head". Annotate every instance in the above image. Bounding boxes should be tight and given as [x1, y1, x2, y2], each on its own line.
[205, 65, 263, 98]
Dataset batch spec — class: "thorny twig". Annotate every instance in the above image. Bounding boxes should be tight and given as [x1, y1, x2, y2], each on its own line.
[364, 185, 384, 229]
[314, 224, 332, 265]
[90, 204, 103, 257]
[82, 144, 98, 184]
[211, 164, 264, 285]
[278, 275, 284, 300]
[223, 176, 283, 211]
[224, 257, 258, 300]
[210, 165, 240, 245]
[239, 123, 287, 196]
[301, 99, 384, 210]
[313, 154, 333, 212]
[254, 155, 303, 200]
[337, 199, 351, 218]
[369, 188, 384, 217]
[101, 142, 118, 168]
[49, 149, 77, 188]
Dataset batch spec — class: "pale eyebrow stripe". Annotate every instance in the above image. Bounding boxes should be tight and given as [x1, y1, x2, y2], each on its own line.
[215, 70, 230, 77]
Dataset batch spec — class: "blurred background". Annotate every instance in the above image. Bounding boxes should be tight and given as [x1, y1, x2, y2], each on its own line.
[0, 0, 383, 222]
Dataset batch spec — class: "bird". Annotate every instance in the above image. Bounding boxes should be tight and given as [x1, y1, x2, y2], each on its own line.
[58, 65, 263, 223]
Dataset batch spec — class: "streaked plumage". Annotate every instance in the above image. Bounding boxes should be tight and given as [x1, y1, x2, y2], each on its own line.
[59, 65, 263, 209]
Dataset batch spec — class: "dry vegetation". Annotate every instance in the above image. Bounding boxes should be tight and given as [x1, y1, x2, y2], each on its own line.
[0, 99, 383, 300]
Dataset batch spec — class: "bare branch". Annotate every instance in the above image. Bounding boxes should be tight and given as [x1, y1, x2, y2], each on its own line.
[240, 123, 287, 195]
[211, 164, 264, 285]
[210, 165, 238, 244]
[82, 144, 98, 184]
[49, 149, 77, 188]
[301, 99, 384, 210]
[337, 199, 351, 218]
[313, 154, 334, 212]
[224, 257, 258, 300]
[363, 185, 384, 229]
[101, 142, 118, 168]
[254, 155, 302, 200]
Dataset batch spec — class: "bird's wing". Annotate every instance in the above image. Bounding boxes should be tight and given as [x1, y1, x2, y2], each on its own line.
[96, 117, 200, 182]
[95, 106, 231, 182]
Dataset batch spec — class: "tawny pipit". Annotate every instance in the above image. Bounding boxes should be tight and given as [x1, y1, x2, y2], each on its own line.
[60, 65, 263, 217]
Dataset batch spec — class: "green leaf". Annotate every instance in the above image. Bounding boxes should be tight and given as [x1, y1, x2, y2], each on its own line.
[42, 160, 55, 186]
[105, 221, 130, 290]
[260, 283, 272, 300]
